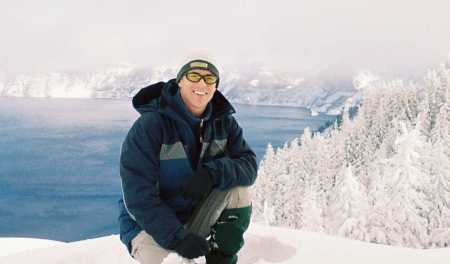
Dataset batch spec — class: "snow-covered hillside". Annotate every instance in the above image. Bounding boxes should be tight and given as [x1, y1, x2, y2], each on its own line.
[1, 223, 449, 264]
[0, 65, 359, 114]
[253, 63, 450, 249]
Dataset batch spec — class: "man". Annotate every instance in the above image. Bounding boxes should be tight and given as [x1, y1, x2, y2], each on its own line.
[118, 59, 257, 264]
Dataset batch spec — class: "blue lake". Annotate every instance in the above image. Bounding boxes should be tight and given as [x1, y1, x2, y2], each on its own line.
[0, 97, 335, 241]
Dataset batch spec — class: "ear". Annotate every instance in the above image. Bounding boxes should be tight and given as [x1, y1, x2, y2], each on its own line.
[178, 77, 185, 90]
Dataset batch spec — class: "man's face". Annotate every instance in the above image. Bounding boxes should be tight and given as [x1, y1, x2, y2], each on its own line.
[178, 69, 217, 116]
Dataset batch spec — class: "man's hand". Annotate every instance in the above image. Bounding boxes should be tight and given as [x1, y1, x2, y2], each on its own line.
[182, 167, 214, 201]
[173, 234, 210, 259]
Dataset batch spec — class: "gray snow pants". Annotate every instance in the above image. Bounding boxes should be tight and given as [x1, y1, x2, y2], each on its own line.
[130, 186, 252, 264]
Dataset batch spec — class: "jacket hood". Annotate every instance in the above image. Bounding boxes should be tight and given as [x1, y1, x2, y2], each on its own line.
[132, 79, 236, 121]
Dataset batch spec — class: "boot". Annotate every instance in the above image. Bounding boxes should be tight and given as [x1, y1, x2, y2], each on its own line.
[207, 205, 252, 264]
[206, 250, 237, 264]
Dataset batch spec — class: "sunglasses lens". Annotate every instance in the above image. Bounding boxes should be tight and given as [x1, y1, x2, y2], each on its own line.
[204, 75, 218, 85]
[186, 72, 218, 85]
[186, 72, 202, 82]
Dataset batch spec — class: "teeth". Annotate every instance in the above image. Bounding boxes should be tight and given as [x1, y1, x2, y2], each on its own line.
[194, 91, 207, 95]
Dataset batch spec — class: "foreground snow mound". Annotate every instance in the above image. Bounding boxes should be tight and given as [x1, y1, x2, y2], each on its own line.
[161, 253, 202, 264]
[0, 235, 135, 264]
[1, 224, 449, 264]
[0, 238, 66, 257]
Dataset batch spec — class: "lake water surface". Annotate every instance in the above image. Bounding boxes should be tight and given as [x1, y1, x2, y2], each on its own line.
[0, 97, 335, 241]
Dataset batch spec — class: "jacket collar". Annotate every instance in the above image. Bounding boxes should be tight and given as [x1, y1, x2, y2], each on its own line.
[132, 79, 235, 124]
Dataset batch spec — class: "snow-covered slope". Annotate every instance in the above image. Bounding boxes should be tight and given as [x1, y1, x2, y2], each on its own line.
[0, 224, 448, 264]
[0, 238, 66, 257]
[0, 65, 358, 114]
[221, 67, 356, 115]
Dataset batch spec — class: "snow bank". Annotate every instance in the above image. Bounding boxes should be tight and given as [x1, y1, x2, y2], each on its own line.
[0, 238, 66, 257]
[0, 224, 449, 264]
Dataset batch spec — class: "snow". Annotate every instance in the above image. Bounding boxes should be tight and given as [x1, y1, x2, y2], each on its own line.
[310, 109, 319, 116]
[250, 79, 260, 87]
[0, 238, 66, 257]
[352, 71, 380, 91]
[1, 224, 449, 264]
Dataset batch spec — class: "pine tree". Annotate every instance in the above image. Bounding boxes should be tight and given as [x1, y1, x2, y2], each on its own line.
[383, 122, 429, 248]
[327, 164, 369, 240]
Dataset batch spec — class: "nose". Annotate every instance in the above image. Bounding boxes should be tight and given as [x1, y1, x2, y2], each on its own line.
[199, 78, 208, 86]
[195, 78, 209, 89]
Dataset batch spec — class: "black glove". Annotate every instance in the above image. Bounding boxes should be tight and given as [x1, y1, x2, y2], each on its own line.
[182, 167, 214, 201]
[173, 234, 210, 259]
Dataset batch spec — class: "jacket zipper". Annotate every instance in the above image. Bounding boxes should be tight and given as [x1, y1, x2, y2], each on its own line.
[194, 118, 205, 170]
[199, 118, 204, 143]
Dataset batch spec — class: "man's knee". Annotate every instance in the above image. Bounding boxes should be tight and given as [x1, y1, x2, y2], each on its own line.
[131, 231, 170, 263]
[226, 186, 252, 209]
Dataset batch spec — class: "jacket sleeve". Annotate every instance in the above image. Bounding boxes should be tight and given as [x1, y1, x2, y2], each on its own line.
[120, 113, 187, 249]
[203, 116, 258, 190]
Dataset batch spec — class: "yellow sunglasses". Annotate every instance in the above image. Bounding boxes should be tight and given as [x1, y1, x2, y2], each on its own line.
[185, 71, 218, 85]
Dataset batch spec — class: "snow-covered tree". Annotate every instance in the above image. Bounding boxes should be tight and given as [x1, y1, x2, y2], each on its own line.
[327, 164, 369, 241]
[383, 122, 430, 248]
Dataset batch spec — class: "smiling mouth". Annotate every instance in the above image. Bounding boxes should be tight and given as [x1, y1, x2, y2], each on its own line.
[193, 91, 208, 96]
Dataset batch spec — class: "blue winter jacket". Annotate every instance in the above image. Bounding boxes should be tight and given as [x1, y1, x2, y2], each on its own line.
[117, 79, 257, 254]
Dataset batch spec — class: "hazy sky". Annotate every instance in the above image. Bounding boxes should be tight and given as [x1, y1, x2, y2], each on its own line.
[1, 0, 449, 75]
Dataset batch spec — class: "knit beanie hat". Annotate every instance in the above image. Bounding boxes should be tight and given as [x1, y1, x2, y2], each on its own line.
[176, 59, 220, 88]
